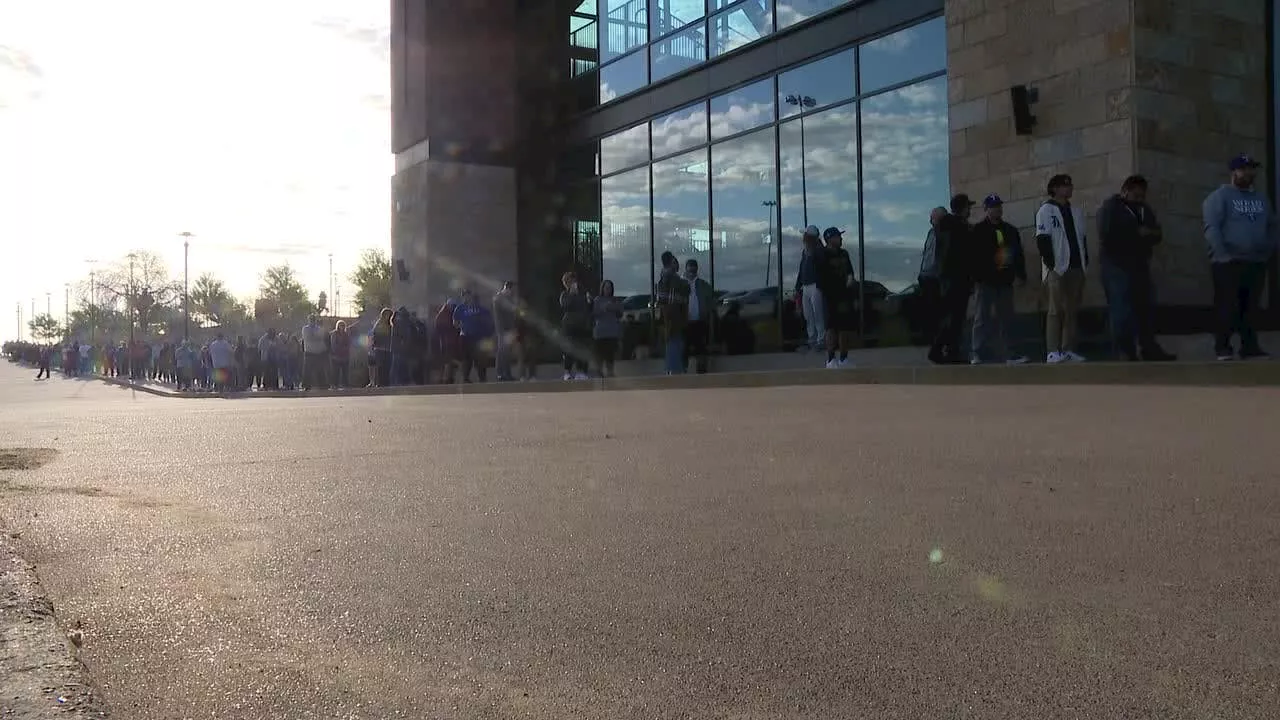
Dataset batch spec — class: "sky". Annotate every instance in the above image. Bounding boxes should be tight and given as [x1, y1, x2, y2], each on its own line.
[0, 0, 391, 341]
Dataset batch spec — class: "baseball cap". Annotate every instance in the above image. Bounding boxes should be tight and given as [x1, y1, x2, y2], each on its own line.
[983, 193, 1003, 208]
[949, 194, 975, 213]
[1047, 174, 1073, 193]
[1229, 153, 1261, 170]
[822, 227, 844, 241]
[803, 224, 821, 237]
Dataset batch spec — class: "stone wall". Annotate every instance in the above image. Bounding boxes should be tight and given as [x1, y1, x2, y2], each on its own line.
[946, 0, 1138, 310]
[1131, 0, 1269, 305]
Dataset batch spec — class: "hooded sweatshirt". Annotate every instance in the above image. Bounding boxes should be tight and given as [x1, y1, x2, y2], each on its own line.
[1203, 184, 1277, 263]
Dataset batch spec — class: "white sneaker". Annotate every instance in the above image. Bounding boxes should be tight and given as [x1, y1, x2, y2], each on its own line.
[825, 359, 839, 369]
[562, 372, 573, 381]
[573, 372, 590, 381]
[1007, 356, 1029, 365]
[1046, 351, 1067, 364]
[969, 356, 982, 365]
[838, 357, 854, 368]
[1065, 351, 1086, 363]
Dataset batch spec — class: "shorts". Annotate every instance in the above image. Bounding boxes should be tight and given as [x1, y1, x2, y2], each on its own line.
[825, 297, 858, 333]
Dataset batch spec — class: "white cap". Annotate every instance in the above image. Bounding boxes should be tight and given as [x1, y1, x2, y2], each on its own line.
[803, 225, 821, 237]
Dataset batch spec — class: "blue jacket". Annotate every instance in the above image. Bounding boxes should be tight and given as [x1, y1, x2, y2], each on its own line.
[452, 304, 494, 339]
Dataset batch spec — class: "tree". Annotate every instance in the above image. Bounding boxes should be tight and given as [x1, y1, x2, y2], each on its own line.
[190, 272, 238, 327]
[349, 248, 392, 316]
[28, 313, 64, 342]
[94, 250, 181, 337]
[257, 263, 313, 324]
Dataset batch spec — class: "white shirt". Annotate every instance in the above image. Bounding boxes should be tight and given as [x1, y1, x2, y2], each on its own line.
[208, 339, 234, 369]
[1034, 201, 1089, 278]
[687, 279, 701, 321]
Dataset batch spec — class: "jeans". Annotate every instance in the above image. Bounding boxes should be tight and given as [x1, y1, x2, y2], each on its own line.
[303, 352, 329, 389]
[1211, 260, 1267, 353]
[684, 320, 709, 374]
[971, 283, 1015, 362]
[495, 336, 513, 380]
[1100, 259, 1157, 357]
[930, 280, 972, 360]
[390, 353, 410, 386]
[331, 358, 349, 387]
[664, 333, 686, 374]
[800, 283, 825, 348]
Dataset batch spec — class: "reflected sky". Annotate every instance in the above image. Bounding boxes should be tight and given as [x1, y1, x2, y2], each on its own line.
[776, 0, 848, 30]
[594, 14, 947, 298]
[710, 0, 773, 57]
[651, 22, 706, 82]
[600, 50, 648, 104]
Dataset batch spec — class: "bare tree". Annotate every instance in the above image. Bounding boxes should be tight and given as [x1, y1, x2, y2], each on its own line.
[93, 250, 181, 336]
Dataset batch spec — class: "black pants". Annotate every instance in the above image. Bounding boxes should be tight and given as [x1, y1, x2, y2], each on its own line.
[261, 361, 279, 390]
[36, 362, 50, 379]
[460, 338, 487, 382]
[684, 320, 709, 374]
[917, 275, 942, 341]
[1212, 260, 1267, 354]
[331, 359, 349, 387]
[593, 337, 618, 377]
[562, 327, 590, 374]
[929, 280, 972, 360]
[1101, 259, 1158, 358]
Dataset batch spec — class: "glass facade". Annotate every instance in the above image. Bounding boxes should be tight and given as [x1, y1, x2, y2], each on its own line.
[581, 0, 859, 107]
[577, 16, 947, 354]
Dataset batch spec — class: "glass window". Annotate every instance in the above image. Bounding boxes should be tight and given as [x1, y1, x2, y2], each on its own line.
[600, 49, 648, 104]
[711, 127, 781, 353]
[776, 0, 851, 30]
[650, 0, 704, 37]
[859, 18, 946, 95]
[601, 166, 653, 299]
[652, 149, 710, 291]
[651, 103, 707, 160]
[710, 78, 775, 140]
[709, 0, 772, 57]
[778, 49, 855, 120]
[651, 22, 706, 82]
[601, 0, 649, 60]
[778, 102, 858, 334]
[860, 76, 949, 345]
[600, 123, 649, 175]
[569, 182, 603, 294]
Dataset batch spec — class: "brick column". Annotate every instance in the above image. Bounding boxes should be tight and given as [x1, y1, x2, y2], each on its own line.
[946, 0, 1269, 310]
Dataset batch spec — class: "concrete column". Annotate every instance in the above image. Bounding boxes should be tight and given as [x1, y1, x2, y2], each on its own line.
[390, 0, 520, 313]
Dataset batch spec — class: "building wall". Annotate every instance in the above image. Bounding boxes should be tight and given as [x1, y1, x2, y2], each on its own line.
[947, 0, 1271, 311]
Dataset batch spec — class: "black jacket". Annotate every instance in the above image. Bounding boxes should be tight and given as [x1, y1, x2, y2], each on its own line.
[970, 218, 1027, 286]
[936, 213, 976, 283]
[1097, 195, 1160, 268]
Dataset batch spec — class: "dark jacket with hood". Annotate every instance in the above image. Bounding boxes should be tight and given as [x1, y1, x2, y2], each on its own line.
[935, 213, 976, 284]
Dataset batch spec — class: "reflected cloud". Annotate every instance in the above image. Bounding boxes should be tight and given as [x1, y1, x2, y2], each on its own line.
[651, 103, 706, 159]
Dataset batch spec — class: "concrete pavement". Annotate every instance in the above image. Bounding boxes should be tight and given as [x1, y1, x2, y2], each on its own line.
[1, 360, 1278, 718]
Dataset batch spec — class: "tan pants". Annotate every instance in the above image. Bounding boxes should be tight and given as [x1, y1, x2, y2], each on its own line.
[1045, 268, 1085, 353]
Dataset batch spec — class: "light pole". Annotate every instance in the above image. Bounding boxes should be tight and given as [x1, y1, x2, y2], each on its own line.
[328, 253, 334, 316]
[761, 200, 777, 286]
[784, 94, 817, 226]
[16, 303, 21, 341]
[179, 232, 193, 340]
[64, 283, 69, 332]
[86, 259, 98, 342]
[127, 253, 137, 345]
[46, 292, 51, 317]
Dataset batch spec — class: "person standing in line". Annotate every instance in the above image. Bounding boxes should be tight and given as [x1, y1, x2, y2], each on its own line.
[300, 314, 330, 390]
[819, 227, 857, 368]
[968, 194, 1028, 365]
[928, 194, 978, 364]
[208, 332, 235, 392]
[559, 272, 592, 381]
[917, 207, 948, 343]
[257, 328, 279, 390]
[793, 225, 826, 351]
[329, 320, 353, 388]
[369, 308, 393, 387]
[684, 259, 714, 374]
[1203, 154, 1277, 360]
[655, 251, 691, 375]
[452, 290, 494, 383]
[1097, 175, 1176, 362]
[35, 345, 51, 380]
[1036, 174, 1089, 363]
[493, 281, 519, 382]
[592, 279, 623, 378]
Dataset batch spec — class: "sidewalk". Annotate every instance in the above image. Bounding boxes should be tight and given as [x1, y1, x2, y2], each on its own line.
[81, 330, 1280, 399]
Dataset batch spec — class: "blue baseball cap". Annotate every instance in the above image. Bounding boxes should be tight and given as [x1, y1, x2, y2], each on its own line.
[983, 193, 1003, 208]
[822, 227, 844, 241]
[1229, 153, 1261, 170]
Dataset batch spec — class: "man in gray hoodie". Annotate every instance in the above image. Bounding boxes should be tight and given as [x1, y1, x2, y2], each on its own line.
[1203, 153, 1277, 360]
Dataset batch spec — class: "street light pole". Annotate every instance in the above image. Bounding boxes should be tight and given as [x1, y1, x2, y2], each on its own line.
[784, 94, 817, 227]
[328, 253, 334, 316]
[761, 200, 777, 286]
[127, 253, 137, 346]
[179, 232, 194, 340]
[64, 283, 69, 332]
[46, 292, 51, 317]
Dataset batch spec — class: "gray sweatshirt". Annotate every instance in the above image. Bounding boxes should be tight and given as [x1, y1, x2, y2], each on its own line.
[1203, 184, 1277, 263]
[592, 297, 623, 339]
[559, 289, 590, 331]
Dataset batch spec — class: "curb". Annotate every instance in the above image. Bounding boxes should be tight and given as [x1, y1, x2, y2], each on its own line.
[0, 536, 107, 718]
[93, 361, 1280, 399]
